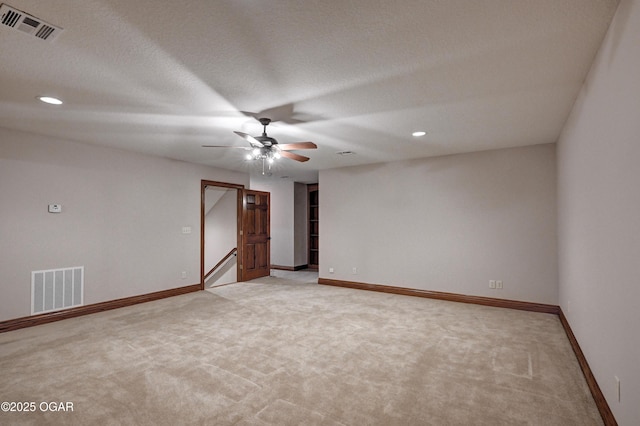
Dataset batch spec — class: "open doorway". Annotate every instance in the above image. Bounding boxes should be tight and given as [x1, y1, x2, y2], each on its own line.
[200, 181, 271, 289]
[201, 181, 243, 289]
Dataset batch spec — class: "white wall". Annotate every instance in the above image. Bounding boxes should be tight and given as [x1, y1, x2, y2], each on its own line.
[250, 177, 294, 267]
[557, 0, 640, 423]
[204, 187, 237, 286]
[0, 127, 249, 322]
[249, 178, 310, 269]
[320, 144, 557, 304]
[250, 178, 310, 268]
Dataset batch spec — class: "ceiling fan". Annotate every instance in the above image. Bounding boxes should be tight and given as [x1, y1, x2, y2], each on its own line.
[202, 117, 317, 174]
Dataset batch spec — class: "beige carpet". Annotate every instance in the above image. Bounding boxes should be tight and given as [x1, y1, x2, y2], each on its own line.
[0, 272, 601, 425]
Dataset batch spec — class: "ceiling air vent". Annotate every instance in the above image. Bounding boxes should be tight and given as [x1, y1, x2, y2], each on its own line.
[0, 3, 63, 42]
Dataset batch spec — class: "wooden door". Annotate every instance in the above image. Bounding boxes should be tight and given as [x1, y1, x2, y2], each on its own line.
[240, 189, 270, 281]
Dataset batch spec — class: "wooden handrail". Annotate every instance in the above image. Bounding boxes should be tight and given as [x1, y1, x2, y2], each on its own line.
[204, 247, 237, 280]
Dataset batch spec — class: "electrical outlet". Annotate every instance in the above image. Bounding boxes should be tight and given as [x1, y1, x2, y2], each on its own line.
[329, 267, 334, 274]
[181, 271, 187, 279]
[352, 267, 357, 274]
[496, 280, 503, 289]
[489, 280, 496, 289]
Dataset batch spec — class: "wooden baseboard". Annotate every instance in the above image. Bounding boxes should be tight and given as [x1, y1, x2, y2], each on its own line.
[0, 283, 201, 333]
[271, 264, 309, 271]
[558, 309, 617, 426]
[318, 278, 559, 314]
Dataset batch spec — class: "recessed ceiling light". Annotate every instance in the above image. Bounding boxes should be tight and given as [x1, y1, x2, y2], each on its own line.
[38, 96, 63, 105]
[412, 131, 426, 137]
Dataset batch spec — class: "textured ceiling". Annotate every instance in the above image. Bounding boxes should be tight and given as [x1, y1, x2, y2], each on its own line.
[0, 0, 618, 182]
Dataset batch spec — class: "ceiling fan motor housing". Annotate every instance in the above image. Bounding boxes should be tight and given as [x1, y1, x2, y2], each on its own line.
[256, 118, 276, 146]
[256, 135, 277, 147]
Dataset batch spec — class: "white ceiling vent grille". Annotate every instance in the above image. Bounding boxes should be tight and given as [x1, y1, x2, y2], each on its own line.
[0, 3, 63, 42]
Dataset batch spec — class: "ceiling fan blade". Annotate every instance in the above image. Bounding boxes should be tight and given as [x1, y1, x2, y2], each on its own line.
[278, 142, 317, 151]
[240, 105, 324, 124]
[202, 145, 251, 149]
[241, 105, 295, 124]
[233, 131, 264, 147]
[280, 150, 310, 162]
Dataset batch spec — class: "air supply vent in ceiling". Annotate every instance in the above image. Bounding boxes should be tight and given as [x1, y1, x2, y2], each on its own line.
[0, 3, 63, 42]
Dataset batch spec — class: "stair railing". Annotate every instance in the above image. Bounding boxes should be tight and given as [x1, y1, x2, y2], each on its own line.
[205, 247, 238, 280]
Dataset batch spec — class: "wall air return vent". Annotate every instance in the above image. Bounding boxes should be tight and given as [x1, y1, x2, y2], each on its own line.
[0, 3, 63, 42]
[32, 266, 84, 315]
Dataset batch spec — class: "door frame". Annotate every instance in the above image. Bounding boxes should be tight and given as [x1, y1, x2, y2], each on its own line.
[200, 180, 245, 290]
